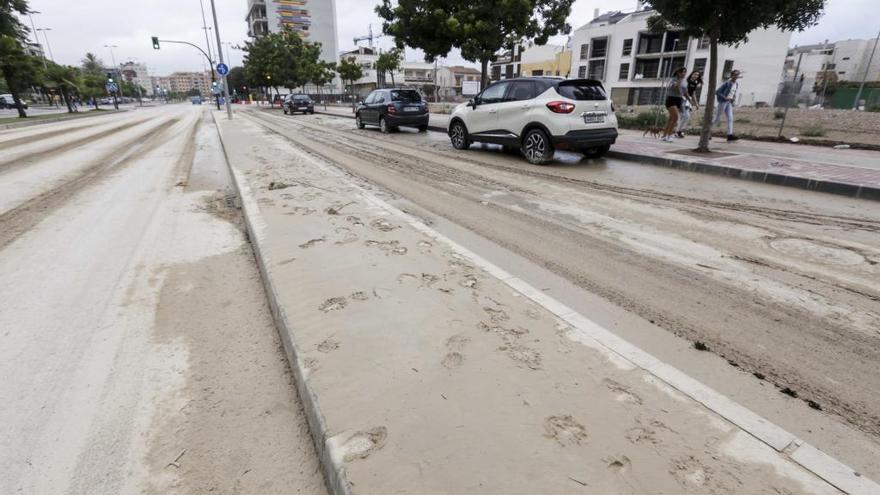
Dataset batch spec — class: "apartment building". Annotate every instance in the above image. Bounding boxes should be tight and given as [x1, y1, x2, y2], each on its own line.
[155, 72, 214, 96]
[520, 44, 572, 78]
[783, 38, 880, 104]
[245, 0, 339, 68]
[119, 61, 152, 92]
[570, 7, 790, 107]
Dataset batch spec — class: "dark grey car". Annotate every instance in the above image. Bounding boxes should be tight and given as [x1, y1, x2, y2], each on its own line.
[355, 89, 429, 133]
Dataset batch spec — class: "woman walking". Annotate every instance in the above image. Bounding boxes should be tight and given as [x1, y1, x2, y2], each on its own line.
[676, 70, 703, 138]
[661, 67, 688, 142]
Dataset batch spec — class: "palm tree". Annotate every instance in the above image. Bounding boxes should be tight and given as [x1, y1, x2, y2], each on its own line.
[81, 53, 103, 76]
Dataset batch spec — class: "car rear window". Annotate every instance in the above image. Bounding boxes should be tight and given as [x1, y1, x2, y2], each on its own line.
[390, 90, 421, 103]
[294, 95, 310, 100]
[556, 81, 607, 101]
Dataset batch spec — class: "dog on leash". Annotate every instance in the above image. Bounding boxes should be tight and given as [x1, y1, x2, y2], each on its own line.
[642, 126, 663, 138]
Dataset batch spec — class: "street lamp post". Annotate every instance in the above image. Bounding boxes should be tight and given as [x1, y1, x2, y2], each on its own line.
[35, 28, 54, 61]
[208, 0, 233, 119]
[104, 45, 125, 98]
[26, 10, 48, 70]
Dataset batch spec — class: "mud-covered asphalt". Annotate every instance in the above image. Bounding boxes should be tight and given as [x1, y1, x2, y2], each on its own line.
[244, 109, 880, 442]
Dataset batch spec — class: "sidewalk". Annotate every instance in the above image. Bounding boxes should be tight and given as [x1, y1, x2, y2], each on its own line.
[308, 105, 880, 200]
[215, 111, 876, 495]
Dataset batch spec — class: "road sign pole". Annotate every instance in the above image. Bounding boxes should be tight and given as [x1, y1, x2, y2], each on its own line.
[209, 0, 233, 120]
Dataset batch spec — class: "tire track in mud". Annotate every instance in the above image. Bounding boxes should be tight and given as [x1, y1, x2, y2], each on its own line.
[0, 120, 107, 151]
[244, 110, 880, 438]
[0, 117, 153, 174]
[285, 111, 880, 234]
[0, 117, 182, 250]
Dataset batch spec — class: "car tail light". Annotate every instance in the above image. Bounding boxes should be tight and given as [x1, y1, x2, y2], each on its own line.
[546, 101, 576, 114]
[387, 105, 397, 115]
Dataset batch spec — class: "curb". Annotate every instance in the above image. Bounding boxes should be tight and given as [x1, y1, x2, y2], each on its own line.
[219, 110, 879, 495]
[210, 111, 354, 495]
[607, 149, 880, 202]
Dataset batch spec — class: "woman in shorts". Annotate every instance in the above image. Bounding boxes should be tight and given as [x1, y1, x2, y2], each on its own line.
[662, 67, 687, 142]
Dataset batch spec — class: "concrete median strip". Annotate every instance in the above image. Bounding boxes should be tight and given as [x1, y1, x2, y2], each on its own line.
[213, 111, 877, 495]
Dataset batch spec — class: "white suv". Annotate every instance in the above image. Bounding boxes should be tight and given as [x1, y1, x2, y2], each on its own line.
[448, 77, 618, 164]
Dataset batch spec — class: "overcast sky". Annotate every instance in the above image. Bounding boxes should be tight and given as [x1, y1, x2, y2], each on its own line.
[21, 0, 879, 76]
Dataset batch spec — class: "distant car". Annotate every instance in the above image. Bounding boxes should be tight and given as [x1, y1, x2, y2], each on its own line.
[356, 88, 429, 133]
[0, 94, 28, 110]
[100, 97, 114, 105]
[448, 77, 618, 164]
[190, 96, 203, 105]
[284, 94, 314, 115]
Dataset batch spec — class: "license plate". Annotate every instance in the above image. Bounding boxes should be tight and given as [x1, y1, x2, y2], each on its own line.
[404, 106, 420, 112]
[583, 112, 606, 124]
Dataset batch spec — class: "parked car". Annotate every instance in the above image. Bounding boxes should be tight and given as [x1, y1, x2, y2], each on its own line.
[284, 94, 315, 115]
[356, 88, 429, 133]
[0, 94, 28, 110]
[190, 96, 203, 105]
[447, 77, 618, 164]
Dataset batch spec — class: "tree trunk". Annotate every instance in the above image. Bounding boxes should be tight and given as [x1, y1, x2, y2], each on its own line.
[697, 38, 719, 152]
[11, 91, 27, 118]
[391, 71, 395, 87]
[480, 59, 489, 91]
[61, 87, 74, 113]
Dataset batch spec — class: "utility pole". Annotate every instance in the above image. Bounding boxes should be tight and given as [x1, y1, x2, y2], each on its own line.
[819, 39, 834, 108]
[853, 28, 880, 110]
[27, 11, 47, 70]
[36, 28, 54, 61]
[778, 51, 804, 138]
[209, 0, 233, 119]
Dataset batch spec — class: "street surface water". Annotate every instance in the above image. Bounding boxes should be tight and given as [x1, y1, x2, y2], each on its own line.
[241, 107, 880, 478]
[0, 105, 326, 494]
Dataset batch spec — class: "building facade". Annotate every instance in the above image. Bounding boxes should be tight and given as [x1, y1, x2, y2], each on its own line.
[570, 8, 791, 107]
[520, 44, 572, 78]
[782, 38, 880, 106]
[246, 0, 339, 67]
[155, 72, 214, 96]
[119, 62, 152, 92]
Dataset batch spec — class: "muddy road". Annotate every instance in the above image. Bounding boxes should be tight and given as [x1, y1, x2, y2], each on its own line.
[0, 106, 326, 494]
[243, 109, 880, 446]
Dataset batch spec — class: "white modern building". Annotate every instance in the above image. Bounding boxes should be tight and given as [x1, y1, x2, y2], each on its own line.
[119, 61, 152, 92]
[246, 0, 340, 70]
[783, 38, 880, 102]
[569, 6, 791, 107]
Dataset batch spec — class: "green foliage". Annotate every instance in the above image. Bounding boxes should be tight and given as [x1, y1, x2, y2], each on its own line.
[1, 0, 41, 117]
[376, 48, 402, 86]
[645, 0, 826, 150]
[377, 0, 575, 86]
[337, 56, 364, 86]
[241, 29, 324, 92]
[800, 124, 825, 137]
[735, 117, 751, 123]
[773, 109, 785, 119]
[81, 53, 104, 77]
[615, 109, 666, 129]
[226, 66, 247, 94]
[309, 61, 336, 88]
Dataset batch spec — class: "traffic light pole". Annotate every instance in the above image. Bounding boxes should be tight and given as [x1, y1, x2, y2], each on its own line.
[154, 38, 218, 107]
[208, 0, 233, 119]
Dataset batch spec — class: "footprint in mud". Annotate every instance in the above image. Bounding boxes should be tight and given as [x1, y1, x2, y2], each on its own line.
[604, 455, 632, 473]
[298, 192, 322, 202]
[257, 197, 276, 206]
[285, 206, 316, 216]
[299, 237, 326, 249]
[303, 358, 320, 372]
[417, 240, 432, 249]
[335, 231, 359, 245]
[603, 379, 643, 405]
[483, 306, 509, 323]
[317, 338, 340, 353]
[504, 343, 542, 370]
[350, 291, 369, 301]
[481, 322, 530, 341]
[397, 273, 419, 285]
[626, 425, 658, 446]
[670, 456, 711, 487]
[459, 276, 478, 289]
[365, 240, 407, 255]
[442, 352, 464, 369]
[346, 215, 364, 226]
[543, 415, 588, 446]
[445, 334, 470, 351]
[318, 297, 347, 313]
[267, 181, 291, 190]
[280, 193, 296, 200]
[337, 427, 388, 462]
[369, 218, 398, 232]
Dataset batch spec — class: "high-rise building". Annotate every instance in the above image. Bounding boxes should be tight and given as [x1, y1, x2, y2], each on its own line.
[246, 0, 339, 67]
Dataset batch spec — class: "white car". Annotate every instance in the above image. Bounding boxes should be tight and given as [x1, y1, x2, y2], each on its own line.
[448, 77, 618, 164]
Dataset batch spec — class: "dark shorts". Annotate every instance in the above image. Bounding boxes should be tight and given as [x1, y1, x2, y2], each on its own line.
[665, 96, 683, 109]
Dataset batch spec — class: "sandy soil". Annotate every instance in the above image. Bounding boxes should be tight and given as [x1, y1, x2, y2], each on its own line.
[0, 106, 327, 494]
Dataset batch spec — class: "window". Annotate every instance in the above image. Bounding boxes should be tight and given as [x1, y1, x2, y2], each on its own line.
[842, 57, 850, 61]
[664, 32, 686, 52]
[587, 60, 606, 80]
[364, 92, 378, 104]
[697, 36, 710, 50]
[505, 64, 514, 79]
[557, 81, 607, 101]
[578, 65, 587, 78]
[839, 71, 846, 75]
[531, 69, 544, 76]
[580, 43, 590, 60]
[693, 58, 707, 75]
[591, 38, 608, 58]
[659, 56, 685, 78]
[506, 81, 537, 101]
[823, 63, 836, 70]
[375, 92, 387, 103]
[634, 58, 660, 79]
[637, 33, 663, 54]
[722, 60, 735, 79]
[622, 39, 633, 56]
[479, 81, 510, 104]
[390, 90, 421, 102]
[491, 65, 501, 80]
[619, 63, 630, 80]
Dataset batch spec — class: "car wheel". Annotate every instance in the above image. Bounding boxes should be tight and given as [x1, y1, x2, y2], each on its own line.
[449, 121, 470, 150]
[356, 113, 365, 129]
[283, 107, 288, 114]
[418, 125, 428, 133]
[379, 117, 390, 134]
[522, 128, 554, 165]
[582, 145, 610, 159]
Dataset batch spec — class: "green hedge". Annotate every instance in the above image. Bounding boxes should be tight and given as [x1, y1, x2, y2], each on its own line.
[616, 108, 667, 129]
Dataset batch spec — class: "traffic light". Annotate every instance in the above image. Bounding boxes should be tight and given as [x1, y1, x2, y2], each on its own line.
[107, 73, 114, 83]
[152, 36, 160, 50]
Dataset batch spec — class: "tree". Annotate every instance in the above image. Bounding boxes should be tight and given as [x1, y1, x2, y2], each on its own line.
[375, 48, 402, 87]
[336, 56, 364, 108]
[645, 0, 826, 151]
[309, 61, 336, 103]
[44, 62, 82, 113]
[242, 28, 322, 105]
[227, 66, 247, 97]
[1, 0, 40, 117]
[81, 53, 104, 76]
[79, 53, 108, 109]
[377, 0, 574, 89]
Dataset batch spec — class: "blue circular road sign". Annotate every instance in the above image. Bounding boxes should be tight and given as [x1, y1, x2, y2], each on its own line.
[216, 63, 229, 76]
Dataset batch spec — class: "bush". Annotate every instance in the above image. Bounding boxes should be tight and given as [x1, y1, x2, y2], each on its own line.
[800, 124, 826, 137]
[773, 109, 785, 119]
[615, 108, 667, 129]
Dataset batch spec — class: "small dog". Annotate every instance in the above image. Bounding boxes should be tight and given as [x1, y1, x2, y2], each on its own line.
[642, 126, 663, 138]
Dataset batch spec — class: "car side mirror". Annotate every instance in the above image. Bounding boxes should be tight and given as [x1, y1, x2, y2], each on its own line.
[468, 98, 477, 108]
